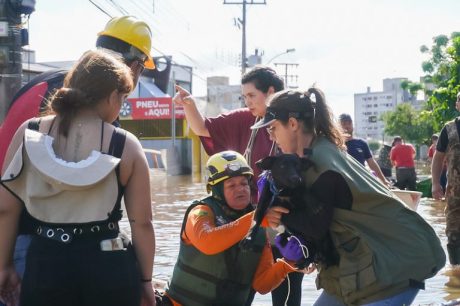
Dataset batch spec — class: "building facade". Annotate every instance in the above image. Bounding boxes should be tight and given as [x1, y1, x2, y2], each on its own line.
[354, 77, 422, 141]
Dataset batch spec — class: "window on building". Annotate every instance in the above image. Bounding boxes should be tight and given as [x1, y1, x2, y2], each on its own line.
[368, 115, 377, 123]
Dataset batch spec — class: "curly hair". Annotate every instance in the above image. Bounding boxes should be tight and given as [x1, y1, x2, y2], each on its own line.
[241, 65, 284, 93]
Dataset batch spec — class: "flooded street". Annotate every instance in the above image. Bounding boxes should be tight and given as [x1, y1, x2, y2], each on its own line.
[123, 172, 456, 305]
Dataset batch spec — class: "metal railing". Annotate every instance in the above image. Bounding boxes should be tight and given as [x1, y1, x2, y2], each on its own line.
[143, 148, 162, 168]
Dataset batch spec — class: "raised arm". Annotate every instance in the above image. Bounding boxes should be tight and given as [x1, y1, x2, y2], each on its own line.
[173, 84, 210, 137]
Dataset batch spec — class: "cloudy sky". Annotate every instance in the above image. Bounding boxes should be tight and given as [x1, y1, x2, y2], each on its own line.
[27, 0, 460, 117]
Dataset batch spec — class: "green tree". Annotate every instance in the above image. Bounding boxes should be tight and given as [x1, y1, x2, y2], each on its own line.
[401, 80, 424, 96]
[419, 32, 460, 130]
[373, 33, 460, 146]
[382, 103, 434, 145]
[368, 141, 380, 153]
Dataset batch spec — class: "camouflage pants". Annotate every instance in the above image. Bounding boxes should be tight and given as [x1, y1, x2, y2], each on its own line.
[445, 159, 460, 246]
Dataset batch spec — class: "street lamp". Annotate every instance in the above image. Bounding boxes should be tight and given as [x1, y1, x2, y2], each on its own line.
[266, 48, 295, 65]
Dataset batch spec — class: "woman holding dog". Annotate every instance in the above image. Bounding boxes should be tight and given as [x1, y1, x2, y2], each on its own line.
[165, 151, 303, 306]
[251, 88, 446, 305]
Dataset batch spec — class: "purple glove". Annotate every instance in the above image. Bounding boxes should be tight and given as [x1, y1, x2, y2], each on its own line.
[274, 233, 307, 262]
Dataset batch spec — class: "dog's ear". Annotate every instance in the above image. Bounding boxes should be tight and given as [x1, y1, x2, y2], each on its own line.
[257, 156, 277, 170]
[300, 157, 314, 171]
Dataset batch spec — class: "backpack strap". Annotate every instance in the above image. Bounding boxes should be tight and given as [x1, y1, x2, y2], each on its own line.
[108, 127, 127, 159]
[106, 127, 128, 223]
[27, 118, 41, 131]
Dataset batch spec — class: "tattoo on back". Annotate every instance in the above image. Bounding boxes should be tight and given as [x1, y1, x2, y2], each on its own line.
[74, 127, 82, 161]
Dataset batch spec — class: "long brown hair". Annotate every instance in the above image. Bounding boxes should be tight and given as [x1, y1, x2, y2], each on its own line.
[306, 87, 344, 148]
[46, 50, 133, 136]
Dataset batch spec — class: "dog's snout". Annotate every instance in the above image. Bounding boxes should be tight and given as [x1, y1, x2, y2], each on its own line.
[288, 175, 302, 187]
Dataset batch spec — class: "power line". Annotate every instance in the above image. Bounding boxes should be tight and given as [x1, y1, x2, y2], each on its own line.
[154, 1, 191, 31]
[107, 0, 129, 15]
[121, 0, 237, 72]
[88, 0, 229, 85]
[223, 0, 266, 74]
[128, 0, 153, 19]
[88, 0, 113, 18]
[121, 1, 166, 42]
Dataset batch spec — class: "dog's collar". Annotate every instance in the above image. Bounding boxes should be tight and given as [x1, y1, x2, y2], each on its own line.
[269, 177, 282, 195]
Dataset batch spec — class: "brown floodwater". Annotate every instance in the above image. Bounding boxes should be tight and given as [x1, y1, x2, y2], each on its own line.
[121, 172, 457, 306]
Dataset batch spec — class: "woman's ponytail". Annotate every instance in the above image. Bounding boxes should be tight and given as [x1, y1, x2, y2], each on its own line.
[307, 87, 344, 148]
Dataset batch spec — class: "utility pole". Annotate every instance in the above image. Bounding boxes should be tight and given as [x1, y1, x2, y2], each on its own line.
[274, 62, 299, 88]
[0, 0, 21, 122]
[223, 0, 266, 75]
[0, 0, 31, 122]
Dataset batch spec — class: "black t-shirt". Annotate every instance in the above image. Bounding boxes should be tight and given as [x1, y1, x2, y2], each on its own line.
[437, 117, 460, 152]
[281, 170, 352, 266]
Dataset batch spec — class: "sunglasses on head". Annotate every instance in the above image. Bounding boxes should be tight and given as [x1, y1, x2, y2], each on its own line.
[266, 107, 308, 122]
[124, 46, 148, 66]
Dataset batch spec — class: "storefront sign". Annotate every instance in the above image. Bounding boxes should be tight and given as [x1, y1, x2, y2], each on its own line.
[120, 97, 185, 120]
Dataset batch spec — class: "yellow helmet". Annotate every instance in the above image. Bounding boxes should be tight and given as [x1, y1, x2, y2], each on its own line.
[98, 16, 155, 69]
[206, 151, 253, 192]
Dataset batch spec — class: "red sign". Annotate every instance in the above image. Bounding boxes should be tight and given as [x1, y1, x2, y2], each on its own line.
[120, 97, 185, 120]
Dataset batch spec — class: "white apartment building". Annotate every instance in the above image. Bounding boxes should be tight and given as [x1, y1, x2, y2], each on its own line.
[354, 78, 416, 141]
[206, 76, 242, 116]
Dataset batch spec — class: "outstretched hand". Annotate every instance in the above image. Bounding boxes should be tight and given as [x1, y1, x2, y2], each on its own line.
[173, 84, 194, 106]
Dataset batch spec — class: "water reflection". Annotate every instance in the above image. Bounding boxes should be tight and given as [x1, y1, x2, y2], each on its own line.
[122, 173, 455, 305]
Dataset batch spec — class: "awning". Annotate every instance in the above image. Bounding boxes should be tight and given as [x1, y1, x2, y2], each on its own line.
[129, 77, 169, 98]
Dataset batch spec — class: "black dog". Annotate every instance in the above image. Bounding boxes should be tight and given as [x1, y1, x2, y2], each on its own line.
[240, 153, 314, 250]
